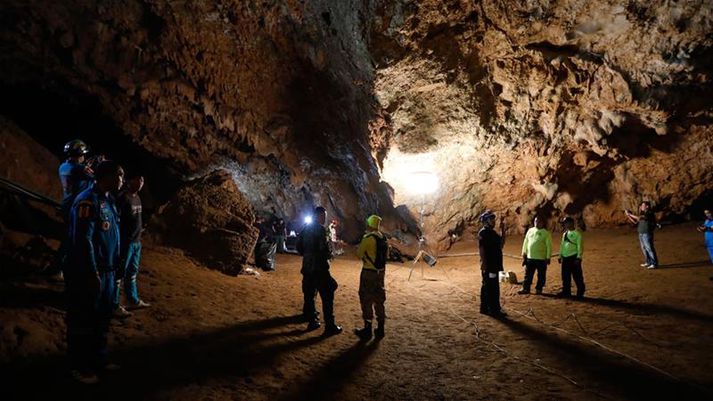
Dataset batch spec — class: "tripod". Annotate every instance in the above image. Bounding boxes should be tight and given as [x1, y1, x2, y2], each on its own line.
[408, 194, 442, 281]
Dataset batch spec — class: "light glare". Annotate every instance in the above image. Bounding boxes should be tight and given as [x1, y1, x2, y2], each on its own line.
[405, 171, 439, 195]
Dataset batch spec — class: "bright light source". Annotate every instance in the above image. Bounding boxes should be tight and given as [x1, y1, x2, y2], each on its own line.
[404, 171, 439, 195]
[381, 148, 440, 198]
[304, 216, 313, 225]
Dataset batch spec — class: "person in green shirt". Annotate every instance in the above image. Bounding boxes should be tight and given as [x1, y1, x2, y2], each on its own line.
[518, 216, 552, 295]
[557, 217, 585, 298]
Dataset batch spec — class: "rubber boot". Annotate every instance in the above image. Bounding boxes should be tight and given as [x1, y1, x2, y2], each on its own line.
[323, 323, 343, 336]
[354, 320, 373, 341]
[374, 322, 384, 339]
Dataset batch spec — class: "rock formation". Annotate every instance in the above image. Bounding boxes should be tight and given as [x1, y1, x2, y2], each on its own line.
[148, 170, 257, 275]
[0, 0, 711, 252]
[372, 0, 713, 246]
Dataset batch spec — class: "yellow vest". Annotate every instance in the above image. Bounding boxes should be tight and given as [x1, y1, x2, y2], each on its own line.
[357, 231, 384, 270]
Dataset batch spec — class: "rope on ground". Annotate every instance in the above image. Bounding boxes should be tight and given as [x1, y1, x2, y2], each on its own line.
[437, 288, 583, 388]
[439, 251, 560, 259]
[406, 275, 599, 395]
[507, 307, 684, 383]
[429, 272, 698, 400]
[438, 251, 524, 260]
[389, 258, 689, 397]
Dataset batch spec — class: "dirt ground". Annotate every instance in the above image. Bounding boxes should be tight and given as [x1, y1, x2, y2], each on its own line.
[2, 223, 713, 401]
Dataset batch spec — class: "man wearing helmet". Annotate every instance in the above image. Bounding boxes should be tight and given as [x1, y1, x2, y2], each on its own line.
[557, 217, 585, 298]
[59, 140, 96, 216]
[53, 140, 96, 278]
[478, 210, 507, 318]
[355, 214, 388, 340]
[296, 206, 343, 336]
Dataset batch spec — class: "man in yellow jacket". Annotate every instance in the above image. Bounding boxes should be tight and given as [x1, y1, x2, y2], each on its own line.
[557, 217, 585, 298]
[355, 215, 387, 340]
[518, 215, 552, 295]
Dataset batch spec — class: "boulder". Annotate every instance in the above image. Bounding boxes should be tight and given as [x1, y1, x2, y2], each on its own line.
[149, 170, 257, 275]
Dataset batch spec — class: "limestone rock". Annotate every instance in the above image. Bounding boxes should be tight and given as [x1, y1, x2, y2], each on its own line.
[148, 170, 257, 275]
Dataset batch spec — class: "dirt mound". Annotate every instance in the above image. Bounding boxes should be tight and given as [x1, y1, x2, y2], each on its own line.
[148, 170, 257, 275]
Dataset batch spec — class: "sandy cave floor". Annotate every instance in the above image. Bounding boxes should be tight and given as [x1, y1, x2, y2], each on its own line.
[2, 223, 713, 401]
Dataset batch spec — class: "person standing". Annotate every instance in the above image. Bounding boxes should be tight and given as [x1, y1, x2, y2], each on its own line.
[518, 216, 552, 295]
[272, 218, 288, 253]
[355, 215, 388, 340]
[328, 219, 344, 256]
[53, 140, 95, 278]
[296, 206, 342, 336]
[478, 210, 506, 317]
[114, 175, 150, 315]
[557, 217, 585, 298]
[697, 209, 713, 279]
[254, 216, 277, 271]
[625, 201, 659, 269]
[65, 161, 123, 384]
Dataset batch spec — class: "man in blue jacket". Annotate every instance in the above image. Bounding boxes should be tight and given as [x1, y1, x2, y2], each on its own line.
[697, 209, 713, 280]
[53, 140, 95, 278]
[66, 160, 123, 384]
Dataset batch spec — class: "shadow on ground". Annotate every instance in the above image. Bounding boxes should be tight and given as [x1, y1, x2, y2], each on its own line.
[1, 314, 371, 401]
[535, 293, 713, 323]
[499, 317, 712, 400]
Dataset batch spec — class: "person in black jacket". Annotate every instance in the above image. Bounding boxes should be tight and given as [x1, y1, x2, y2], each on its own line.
[296, 206, 342, 336]
[478, 210, 507, 318]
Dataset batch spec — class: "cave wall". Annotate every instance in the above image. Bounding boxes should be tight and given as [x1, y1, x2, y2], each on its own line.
[0, 0, 400, 242]
[0, 116, 63, 241]
[0, 0, 711, 251]
[370, 0, 713, 244]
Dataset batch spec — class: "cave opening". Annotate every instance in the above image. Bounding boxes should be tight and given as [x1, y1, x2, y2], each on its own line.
[0, 80, 183, 216]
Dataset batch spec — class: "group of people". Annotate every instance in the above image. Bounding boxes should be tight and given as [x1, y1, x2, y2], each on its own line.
[478, 201, 713, 317]
[477, 210, 587, 318]
[295, 207, 388, 340]
[253, 214, 345, 271]
[57, 139, 149, 384]
[53, 139, 713, 383]
[292, 198, 713, 336]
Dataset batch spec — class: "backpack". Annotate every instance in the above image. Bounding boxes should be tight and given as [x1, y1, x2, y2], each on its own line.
[365, 232, 388, 270]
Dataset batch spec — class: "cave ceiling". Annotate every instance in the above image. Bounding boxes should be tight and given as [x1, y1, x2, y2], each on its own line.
[0, 0, 711, 246]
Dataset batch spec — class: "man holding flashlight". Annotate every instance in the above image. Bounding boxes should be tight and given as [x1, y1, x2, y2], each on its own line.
[296, 206, 342, 336]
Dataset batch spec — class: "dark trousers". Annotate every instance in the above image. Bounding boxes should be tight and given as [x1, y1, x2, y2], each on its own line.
[561, 256, 585, 297]
[302, 271, 337, 325]
[65, 270, 115, 373]
[359, 269, 386, 324]
[480, 271, 501, 313]
[255, 241, 277, 271]
[522, 259, 548, 292]
[50, 211, 71, 275]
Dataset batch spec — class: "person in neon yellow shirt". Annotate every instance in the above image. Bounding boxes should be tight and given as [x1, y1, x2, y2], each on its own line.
[518, 216, 552, 295]
[557, 217, 585, 298]
[354, 215, 387, 340]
